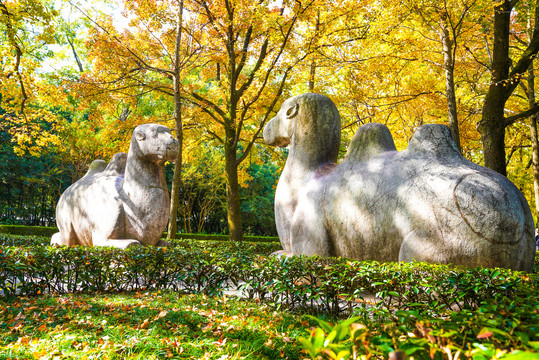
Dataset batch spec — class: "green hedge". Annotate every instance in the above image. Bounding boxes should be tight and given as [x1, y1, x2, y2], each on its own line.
[162, 232, 280, 243]
[0, 225, 58, 237]
[2, 235, 539, 359]
[0, 234, 282, 253]
[0, 225, 280, 243]
[1, 240, 537, 316]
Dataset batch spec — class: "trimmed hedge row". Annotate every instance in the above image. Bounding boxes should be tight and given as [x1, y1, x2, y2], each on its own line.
[163, 232, 280, 243]
[1, 240, 537, 318]
[0, 234, 282, 253]
[0, 225, 280, 243]
[0, 225, 58, 237]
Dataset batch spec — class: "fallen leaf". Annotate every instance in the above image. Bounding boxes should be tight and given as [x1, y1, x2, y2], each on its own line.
[17, 337, 30, 345]
[32, 350, 48, 359]
[477, 331, 493, 339]
[10, 322, 24, 331]
[140, 318, 150, 329]
[155, 310, 168, 320]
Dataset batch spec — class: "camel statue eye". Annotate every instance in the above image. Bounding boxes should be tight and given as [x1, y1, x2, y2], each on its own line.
[285, 103, 299, 119]
[136, 132, 146, 141]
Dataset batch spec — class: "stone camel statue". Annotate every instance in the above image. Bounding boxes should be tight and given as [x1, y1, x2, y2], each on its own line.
[51, 123, 179, 249]
[263, 93, 535, 271]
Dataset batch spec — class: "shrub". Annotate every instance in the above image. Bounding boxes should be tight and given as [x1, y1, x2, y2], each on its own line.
[1, 238, 536, 317]
[0, 226, 280, 243]
[0, 225, 58, 237]
[163, 232, 280, 243]
[1, 235, 538, 359]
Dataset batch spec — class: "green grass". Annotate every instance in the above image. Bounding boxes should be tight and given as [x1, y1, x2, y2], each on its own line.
[0, 291, 311, 359]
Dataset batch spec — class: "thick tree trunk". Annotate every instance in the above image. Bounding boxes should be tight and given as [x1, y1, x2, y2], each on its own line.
[224, 139, 243, 242]
[478, 0, 511, 176]
[441, 25, 460, 152]
[480, 95, 508, 176]
[167, 2, 184, 240]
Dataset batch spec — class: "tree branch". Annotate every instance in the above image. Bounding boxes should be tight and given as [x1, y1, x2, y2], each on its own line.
[234, 24, 253, 79]
[188, 92, 226, 124]
[1, 0, 28, 114]
[505, 103, 539, 127]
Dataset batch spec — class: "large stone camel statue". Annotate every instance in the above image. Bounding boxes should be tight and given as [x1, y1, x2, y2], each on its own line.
[263, 93, 535, 271]
[51, 123, 179, 249]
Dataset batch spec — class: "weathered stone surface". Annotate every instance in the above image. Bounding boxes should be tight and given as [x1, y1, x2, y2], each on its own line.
[51, 124, 179, 249]
[264, 93, 535, 271]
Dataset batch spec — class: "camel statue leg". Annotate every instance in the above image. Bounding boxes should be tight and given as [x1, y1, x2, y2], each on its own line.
[91, 233, 142, 249]
[290, 193, 333, 257]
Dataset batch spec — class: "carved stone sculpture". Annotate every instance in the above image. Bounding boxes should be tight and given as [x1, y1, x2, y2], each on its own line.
[263, 93, 535, 271]
[51, 123, 179, 249]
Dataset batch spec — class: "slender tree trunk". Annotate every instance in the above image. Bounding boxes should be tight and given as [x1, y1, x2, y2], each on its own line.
[167, 1, 184, 240]
[527, 17, 539, 224]
[66, 35, 84, 72]
[308, 62, 316, 92]
[308, 10, 320, 92]
[441, 25, 460, 152]
[478, 0, 511, 176]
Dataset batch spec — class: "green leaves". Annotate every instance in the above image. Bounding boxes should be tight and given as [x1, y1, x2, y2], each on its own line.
[300, 316, 364, 360]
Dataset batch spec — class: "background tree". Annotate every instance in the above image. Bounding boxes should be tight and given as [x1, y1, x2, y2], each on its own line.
[182, 0, 317, 241]
[0, 0, 61, 155]
[478, 0, 539, 176]
[68, 0, 204, 238]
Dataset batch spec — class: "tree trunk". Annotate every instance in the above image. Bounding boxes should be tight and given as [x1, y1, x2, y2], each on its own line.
[527, 65, 539, 224]
[480, 94, 508, 176]
[308, 61, 316, 92]
[441, 24, 460, 152]
[66, 35, 84, 73]
[167, 2, 184, 240]
[224, 139, 243, 242]
[308, 10, 320, 93]
[478, 0, 511, 176]
[527, 7, 539, 224]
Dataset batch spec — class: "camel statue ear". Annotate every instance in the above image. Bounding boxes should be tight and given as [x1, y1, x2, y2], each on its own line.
[135, 131, 146, 141]
[285, 103, 299, 119]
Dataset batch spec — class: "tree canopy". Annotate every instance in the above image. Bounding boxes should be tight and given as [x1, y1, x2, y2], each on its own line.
[2, 0, 539, 235]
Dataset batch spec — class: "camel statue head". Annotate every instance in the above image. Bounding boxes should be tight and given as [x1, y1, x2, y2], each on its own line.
[131, 123, 179, 165]
[264, 93, 341, 168]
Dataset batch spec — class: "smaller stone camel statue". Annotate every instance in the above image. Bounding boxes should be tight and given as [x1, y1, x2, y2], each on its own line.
[51, 123, 179, 249]
[263, 93, 535, 271]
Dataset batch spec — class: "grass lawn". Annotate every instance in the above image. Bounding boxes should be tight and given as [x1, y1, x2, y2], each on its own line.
[0, 291, 311, 359]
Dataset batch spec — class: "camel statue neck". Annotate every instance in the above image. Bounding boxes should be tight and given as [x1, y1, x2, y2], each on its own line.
[288, 135, 339, 172]
[123, 151, 167, 197]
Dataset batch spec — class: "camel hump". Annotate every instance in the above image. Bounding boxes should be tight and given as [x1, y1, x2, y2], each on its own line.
[345, 123, 397, 162]
[104, 152, 127, 175]
[406, 124, 462, 160]
[83, 160, 107, 177]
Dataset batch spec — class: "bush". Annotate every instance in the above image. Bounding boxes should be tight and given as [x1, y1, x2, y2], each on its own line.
[0, 226, 280, 243]
[163, 232, 280, 243]
[0, 225, 58, 237]
[1, 235, 538, 359]
[1, 237, 536, 317]
[0, 234, 50, 247]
